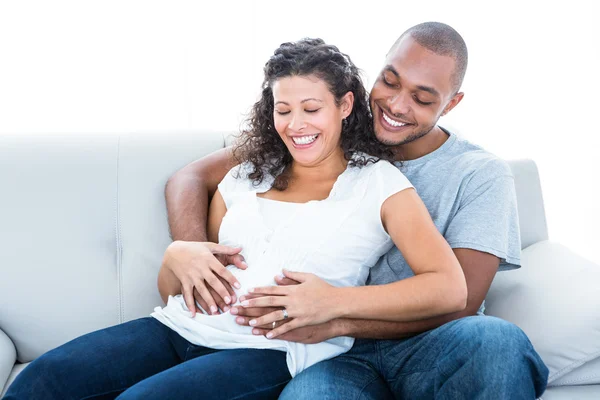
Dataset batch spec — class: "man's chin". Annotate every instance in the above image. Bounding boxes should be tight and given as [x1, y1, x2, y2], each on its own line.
[375, 127, 431, 147]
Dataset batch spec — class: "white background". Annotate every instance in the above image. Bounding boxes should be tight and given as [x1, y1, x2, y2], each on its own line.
[1, 1, 598, 263]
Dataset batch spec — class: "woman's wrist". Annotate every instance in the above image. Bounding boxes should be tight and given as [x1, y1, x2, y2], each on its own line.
[327, 287, 351, 321]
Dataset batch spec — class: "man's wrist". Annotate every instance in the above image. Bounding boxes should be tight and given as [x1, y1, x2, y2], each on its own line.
[330, 317, 354, 337]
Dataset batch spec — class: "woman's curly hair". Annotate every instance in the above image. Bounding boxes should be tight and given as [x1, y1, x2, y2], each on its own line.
[233, 38, 394, 190]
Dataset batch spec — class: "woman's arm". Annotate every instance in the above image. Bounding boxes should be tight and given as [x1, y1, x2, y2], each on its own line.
[330, 188, 467, 321]
[243, 188, 467, 337]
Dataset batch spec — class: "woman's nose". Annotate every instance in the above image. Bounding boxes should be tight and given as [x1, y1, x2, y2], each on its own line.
[288, 114, 306, 131]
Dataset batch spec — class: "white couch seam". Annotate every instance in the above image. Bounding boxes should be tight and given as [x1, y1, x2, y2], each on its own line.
[116, 135, 124, 323]
[548, 350, 600, 384]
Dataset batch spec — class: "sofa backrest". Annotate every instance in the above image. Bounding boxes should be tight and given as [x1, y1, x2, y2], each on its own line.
[0, 132, 224, 363]
[0, 131, 549, 363]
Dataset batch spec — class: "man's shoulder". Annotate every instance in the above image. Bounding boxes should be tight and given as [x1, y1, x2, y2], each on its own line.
[445, 132, 513, 183]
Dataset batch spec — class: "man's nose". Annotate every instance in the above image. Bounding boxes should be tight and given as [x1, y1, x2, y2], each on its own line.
[387, 92, 410, 116]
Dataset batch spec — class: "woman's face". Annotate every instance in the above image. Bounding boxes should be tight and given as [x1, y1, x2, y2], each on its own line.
[272, 75, 352, 168]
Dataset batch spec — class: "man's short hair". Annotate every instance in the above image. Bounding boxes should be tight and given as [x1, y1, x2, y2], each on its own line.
[391, 22, 468, 93]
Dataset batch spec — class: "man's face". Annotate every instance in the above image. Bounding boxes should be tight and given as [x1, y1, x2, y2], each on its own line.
[370, 36, 460, 146]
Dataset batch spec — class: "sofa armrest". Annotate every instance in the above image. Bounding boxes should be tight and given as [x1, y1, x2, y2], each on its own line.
[0, 327, 17, 395]
[486, 241, 600, 385]
[507, 159, 549, 249]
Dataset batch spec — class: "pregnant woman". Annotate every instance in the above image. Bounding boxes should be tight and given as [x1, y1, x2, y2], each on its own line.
[5, 38, 466, 400]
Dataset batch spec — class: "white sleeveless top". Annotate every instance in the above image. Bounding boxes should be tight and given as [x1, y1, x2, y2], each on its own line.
[151, 157, 413, 376]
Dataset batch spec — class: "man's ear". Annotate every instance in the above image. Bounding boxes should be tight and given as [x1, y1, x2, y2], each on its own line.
[441, 92, 464, 116]
[341, 91, 354, 119]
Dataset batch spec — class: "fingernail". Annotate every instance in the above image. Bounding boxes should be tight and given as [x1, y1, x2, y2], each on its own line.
[223, 306, 230, 312]
[241, 261, 248, 267]
[248, 288, 254, 293]
[249, 319, 257, 326]
[210, 306, 218, 313]
[234, 282, 241, 289]
[230, 307, 238, 315]
[236, 317, 245, 324]
[252, 329, 260, 335]
[241, 300, 250, 306]
[266, 332, 273, 339]
[224, 296, 231, 304]
[239, 296, 246, 302]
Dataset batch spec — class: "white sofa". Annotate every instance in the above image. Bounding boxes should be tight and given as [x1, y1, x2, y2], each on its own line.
[1, 131, 599, 399]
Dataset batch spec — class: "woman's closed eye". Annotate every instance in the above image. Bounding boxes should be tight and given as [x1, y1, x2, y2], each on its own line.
[275, 110, 290, 115]
[305, 108, 321, 113]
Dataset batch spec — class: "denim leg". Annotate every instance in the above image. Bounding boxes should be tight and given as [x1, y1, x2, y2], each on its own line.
[4, 317, 180, 400]
[117, 348, 291, 400]
[378, 316, 549, 399]
[279, 340, 394, 400]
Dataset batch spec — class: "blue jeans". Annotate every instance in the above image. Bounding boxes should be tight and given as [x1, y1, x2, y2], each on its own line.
[280, 316, 549, 399]
[4, 317, 291, 399]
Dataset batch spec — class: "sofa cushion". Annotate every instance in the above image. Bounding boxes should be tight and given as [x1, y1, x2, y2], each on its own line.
[486, 241, 600, 385]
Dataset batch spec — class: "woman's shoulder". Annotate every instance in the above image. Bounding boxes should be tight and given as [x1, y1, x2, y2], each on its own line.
[219, 162, 274, 194]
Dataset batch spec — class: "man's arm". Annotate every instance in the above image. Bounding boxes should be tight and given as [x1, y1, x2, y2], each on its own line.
[333, 248, 499, 339]
[165, 147, 235, 242]
[244, 248, 499, 342]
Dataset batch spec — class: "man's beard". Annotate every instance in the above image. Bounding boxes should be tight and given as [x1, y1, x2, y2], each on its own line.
[377, 123, 435, 147]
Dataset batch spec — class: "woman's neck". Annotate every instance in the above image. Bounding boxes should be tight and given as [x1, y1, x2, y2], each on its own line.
[289, 150, 348, 184]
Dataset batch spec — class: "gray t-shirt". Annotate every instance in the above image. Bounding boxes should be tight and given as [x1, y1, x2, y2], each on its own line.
[368, 128, 521, 292]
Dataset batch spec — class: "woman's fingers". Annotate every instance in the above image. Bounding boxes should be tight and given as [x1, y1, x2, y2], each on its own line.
[182, 284, 197, 317]
[241, 296, 286, 308]
[201, 260, 236, 306]
[211, 260, 242, 292]
[193, 287, 210, 314]
[205, 243, 242, 256]
[248, 285, 288, 296]
[195, 281, 219, 315]
[207, 285, 229, 313]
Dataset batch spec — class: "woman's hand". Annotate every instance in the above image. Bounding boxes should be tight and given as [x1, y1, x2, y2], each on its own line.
[240, 270, 341, 339]
[162, 240, 247, 316]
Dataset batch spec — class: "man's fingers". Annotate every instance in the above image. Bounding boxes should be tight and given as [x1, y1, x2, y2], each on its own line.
[251, 327, 270, 336]
[267, 318, 300, 339]
[248, 309, 289, 329]
[182, 286, 197, 317]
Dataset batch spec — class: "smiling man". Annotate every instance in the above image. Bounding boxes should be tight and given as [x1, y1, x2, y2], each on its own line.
[160, 22, 549, 399]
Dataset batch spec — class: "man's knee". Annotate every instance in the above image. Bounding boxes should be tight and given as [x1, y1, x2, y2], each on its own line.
[444, 316, 549, 396]
[280, 358, 392, 400]
[452, 316, 535, 355]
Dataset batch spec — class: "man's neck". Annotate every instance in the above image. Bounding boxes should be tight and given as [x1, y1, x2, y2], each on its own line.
[394, 126, 450, 161]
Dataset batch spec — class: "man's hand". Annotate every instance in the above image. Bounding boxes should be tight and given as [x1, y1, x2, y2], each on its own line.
[239, 270, 340, 338]
[162, 240, 247, 316]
